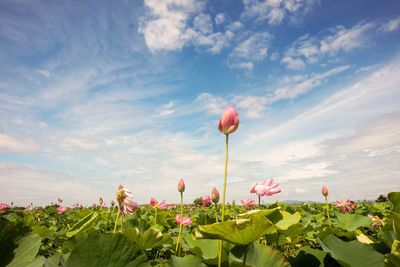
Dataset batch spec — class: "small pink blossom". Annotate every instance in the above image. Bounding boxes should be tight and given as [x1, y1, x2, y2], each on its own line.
[335, 199, 356, 213]
[0, 203, 10, 212]
[368, 214, 384, 228]
[149, 197, 158, 207]
[116, 185, 139, 216]
[57, 198, 63, 203]
[57, 206, 68, 215]
[158, 200, 168, 210]
[176, 214, 192, 225]
[241, 198, 255, 208]
[202, 195, 212, 206]
[251, 178, 281, 197]
[218, 106, 239, 135]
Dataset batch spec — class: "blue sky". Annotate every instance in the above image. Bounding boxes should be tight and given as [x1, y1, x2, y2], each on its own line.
[1, 0, 400, 206]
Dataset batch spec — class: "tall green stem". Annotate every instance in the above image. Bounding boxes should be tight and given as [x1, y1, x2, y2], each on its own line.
[214, 203, 218, 223]
[176, 192, 184, 256]
[218, 134, 229, 267]
[258, 195, 261, 206]
[154, 207, 158, 224]
[325, 196, 332, 227]
[113, 204, 120, 233]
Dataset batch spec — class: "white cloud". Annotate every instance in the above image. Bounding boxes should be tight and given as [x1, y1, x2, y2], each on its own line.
[57, 137, 100, 150]
[215, 13, 227, 25]
[196, 93, 228, 115]
[153, 101, 176, 117]
[379, 16, 400, 32]
[0, 133, 40, 154]
[241, 0, 317, 25]
[271, 65, 350, 101]
[228, 32, 272, 70]
[139, 0, 205, 52]
[281, 22, 374, 69]
[282, 162, 338, 180]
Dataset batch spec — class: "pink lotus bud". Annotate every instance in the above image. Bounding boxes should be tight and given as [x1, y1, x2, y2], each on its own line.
[211, 187, 220, 204]
[57, 206, 68, 215]
[218, 106, 239, 135]
[178, 179, 185, 193]
[202, 195, 212, 206]
[322, 185, 329, 197]
[176, 214, 192, 225]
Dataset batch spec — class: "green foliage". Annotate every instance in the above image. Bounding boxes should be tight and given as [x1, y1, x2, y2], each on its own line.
[1, 191, 399, 266]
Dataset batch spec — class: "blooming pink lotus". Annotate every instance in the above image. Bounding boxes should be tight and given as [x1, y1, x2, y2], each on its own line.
[202, 195, 212, 206]
[321, 185, 329, 197]
[241, 198, 255, 208]
[57, 206, 68, 215]
[178, 179, 185, 193]
[149, 197, 158, 207]
[368, 214, 384, 229]
[335, 199, 356, 213]
[158, 200, 168, 210]
[116, 185, 139, 216]
[211, 187, 220, 204]
[176, 214, 192, 225]
[218, 106, 239, 135]
[250, 178, 281, 197]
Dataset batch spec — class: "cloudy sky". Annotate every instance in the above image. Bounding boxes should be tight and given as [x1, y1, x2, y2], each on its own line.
[1, 0, 399, 206]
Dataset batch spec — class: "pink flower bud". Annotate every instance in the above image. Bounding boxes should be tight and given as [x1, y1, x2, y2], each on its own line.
[202, 195, 212, 206]
[322, 185, 329, 197]
[178, 179, 185, 193]
[149, 197, 158, 207]
[176, 214, 192, 225]
[218, 106, 239, 135]
[211, 187, 220, 204]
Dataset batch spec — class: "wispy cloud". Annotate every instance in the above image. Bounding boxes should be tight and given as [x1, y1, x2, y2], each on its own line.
[241, 0, 318, 25]
[0, 133, 40, 154]
[379, 16, 400, 32]
[281, 22, 374, 69]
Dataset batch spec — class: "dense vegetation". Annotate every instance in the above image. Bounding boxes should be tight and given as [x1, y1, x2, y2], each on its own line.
[1, 191, 399, 267]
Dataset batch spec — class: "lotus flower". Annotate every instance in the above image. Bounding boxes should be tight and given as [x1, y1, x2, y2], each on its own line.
[57, 197, 63, 203]
[116, 185, 139, 216]
[211, 187, 220, 204]
[202, 195, 212, 206]
[321, 185, 329, 197]
[149, 197, 158, 207]
[218, 106, 239, 135]
[158, 200, 168, 210]
[368, 214, 384, 229]
[251, 178, 281, 197]
[335, 199, 356, 213]
[176, 214, 192, 225]
[241, 198, 255, 208]
[178, 179, 185, 193]
[0, 203, 10, 213]
[57, 206, 67, 215]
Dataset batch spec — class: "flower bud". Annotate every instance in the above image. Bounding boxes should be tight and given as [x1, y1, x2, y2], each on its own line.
[218, 106, 239, 135]
[322, 185, 329, 197]
[178, 179, 185, 193]
[211, 187, 220, 204]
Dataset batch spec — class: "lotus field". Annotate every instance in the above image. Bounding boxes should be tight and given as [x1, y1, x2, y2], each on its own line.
[1, 107, 399, 267]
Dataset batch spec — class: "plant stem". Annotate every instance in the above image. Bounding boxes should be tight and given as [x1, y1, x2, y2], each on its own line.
[176, 192, 184, 256]
[258, 195, 261, 206]
[215, 203, 218, 223]
[325, 196, 332, 227]
[218, 134, 229, 267]
[243, 245, 248, 267]
[113, 204, 120, 233]
[155, 207, 158, 224]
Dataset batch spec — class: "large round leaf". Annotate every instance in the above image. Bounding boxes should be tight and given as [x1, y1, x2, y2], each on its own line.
[67, 233, 145, 267]
[7, 232, 42, 267]
[229, 242, 289, 267]
[195, 213, 274, 245]
[318, 234, 384, 267]
[335, 214, 371, 232]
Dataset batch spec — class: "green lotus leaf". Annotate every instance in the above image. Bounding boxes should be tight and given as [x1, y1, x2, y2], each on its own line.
[195, 213, 274, 245]
[318, 234, 384, 267]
